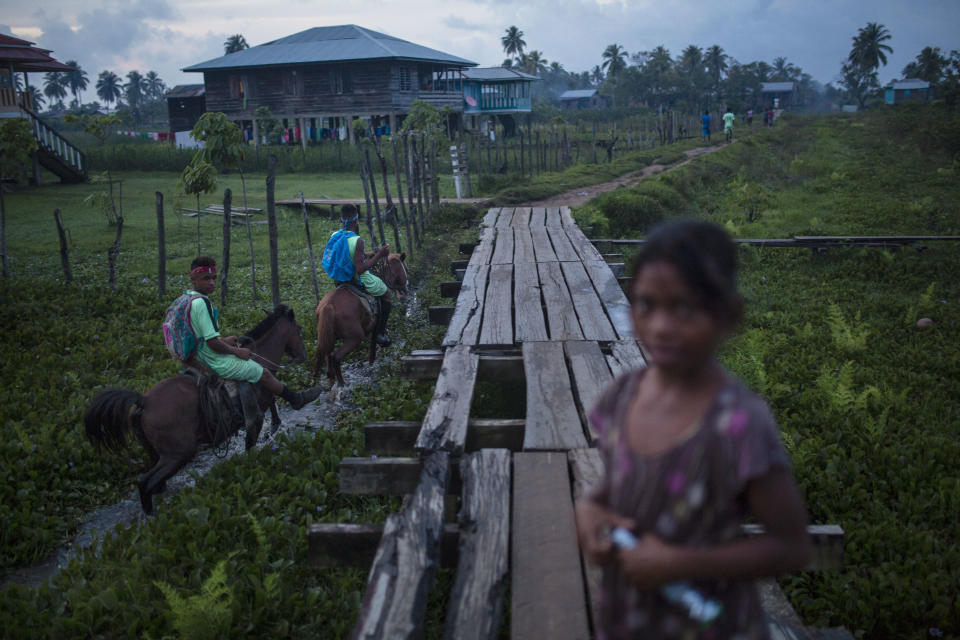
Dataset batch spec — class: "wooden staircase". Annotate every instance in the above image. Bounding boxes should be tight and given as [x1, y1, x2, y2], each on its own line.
[19, 106, 87, 184]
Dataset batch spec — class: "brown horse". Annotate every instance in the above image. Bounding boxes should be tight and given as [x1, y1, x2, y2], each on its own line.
[84, 305, 308, 514]
[313, 252, 408, 385]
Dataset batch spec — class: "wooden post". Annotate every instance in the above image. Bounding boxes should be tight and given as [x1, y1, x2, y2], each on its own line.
[363, 145, 387, 247]
[519, 131, 525, 177]
[402, 134, 421, 248]
[107, 212, 123, 289]
[300, 191, 320, 304]
[430, 137, 440, 213]
[53, 209, 72, 283]
[220, 189, 231, 308]
[156, 191, 165, 296]
[391, 138, 414, 257]
[373, 136, 401, 250]
[475, 129, 482, 184]
[461, 142, 472, 198]
[358, 153, 378, 246]
[415, 135, 427, 233]
[266, 155, 281, 308]
[592, 121, 598, 164]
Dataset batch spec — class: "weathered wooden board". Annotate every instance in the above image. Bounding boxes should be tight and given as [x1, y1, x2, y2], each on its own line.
[491, 228, 515, 265]
[559, 206, 575, 227]
[443, 449, 511, 640]
[742, 524, 845, 572]
[537, 262, 584, 341]
[352, 451, 450, 640]
[583, 260, 633, 339]
[443, 264, 489, 347]
[560, 261, 617, 341]
[511, 452, 590, 640]
[567, 448, 605, 627]
[523, 342, 588, 450]
[544, 207, 562, 227]
[340, 457, 424, 495]
[468, 227, 495, 268]
[366, 419, 525, 455]
[564, 226, 605, 262]
[308, 523, 459, 570]
[479, 264, 515, 345]
[440, 281, 462, 298]
[510, 207, 532, 228]
[416, 345, 479, 454]
[513, 264, 549, 343]
[564, 341, 613, 441]
[481, 208, 500, 227]
[402, 351, 524, 383]
[513, 228, 536, 263]
[549, 226, 581, 262]
[530, 226, 558, 263]
[606, 340, 647, 378]
[496, 209, 515, 228]
[429, 306, 455, 325]
[527, 207, 546, 227]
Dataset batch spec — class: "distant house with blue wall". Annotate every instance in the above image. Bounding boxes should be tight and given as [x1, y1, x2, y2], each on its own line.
[461, 67, 537, 134]
[885, 79, 933, 105]
[559, 89, 605, 110]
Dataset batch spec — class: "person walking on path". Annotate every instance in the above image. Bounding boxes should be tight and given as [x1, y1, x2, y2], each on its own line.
[723, 108, 735, 143]
[700, 110, 712, 144]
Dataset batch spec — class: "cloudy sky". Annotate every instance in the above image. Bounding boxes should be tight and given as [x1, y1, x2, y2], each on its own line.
[3, 0, 959, 101]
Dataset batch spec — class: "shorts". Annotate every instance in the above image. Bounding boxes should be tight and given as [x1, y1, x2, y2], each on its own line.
[203, 353, 265, 383]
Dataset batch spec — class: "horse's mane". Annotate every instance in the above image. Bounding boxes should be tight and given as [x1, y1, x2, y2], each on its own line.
[244, 305, 294, 341]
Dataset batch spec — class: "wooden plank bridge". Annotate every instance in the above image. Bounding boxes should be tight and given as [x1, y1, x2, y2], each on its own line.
[308, 207, 847, 639]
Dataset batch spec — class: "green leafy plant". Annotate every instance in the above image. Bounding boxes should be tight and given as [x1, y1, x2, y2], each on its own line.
[155, 555, 236, 639]
[826, 302, 870, 352]
[0, 117, 38, 276]
[177, 159, 218, 254]
[902, 282, 936, 324]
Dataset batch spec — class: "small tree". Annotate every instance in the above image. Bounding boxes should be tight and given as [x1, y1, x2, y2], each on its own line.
[0, 118, 38, 277]
[64, 113, 122, 224]
[177, 159, 217, 254]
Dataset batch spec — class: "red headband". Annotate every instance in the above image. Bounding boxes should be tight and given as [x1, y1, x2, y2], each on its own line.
[190, 266, 216, 277]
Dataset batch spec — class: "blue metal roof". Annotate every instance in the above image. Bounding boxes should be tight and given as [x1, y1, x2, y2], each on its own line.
[183, 25, 476, 72]
[461, 67, 538, 81]
[559, 89, 597, 100]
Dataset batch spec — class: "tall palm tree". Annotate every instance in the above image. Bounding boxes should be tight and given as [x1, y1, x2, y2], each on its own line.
[590, 65, 604, 86]
[521, 50, 548, 75]
[601, 44, 628, 77]
[96, 70, 122, 107]
[224, 34, 249, 54]
[902, 46, 947, 82]
[704, 45, 727, 87]
[501, 26, 526, 58]
[849, 22, 893, 73]
[679, 45, 703, 77]
[124, 70, 145, 108]
[144, 71, 166, 101]
[63, 61, 89, 105]
[43, 73, 68, 108]
[771, 56, 799, 81]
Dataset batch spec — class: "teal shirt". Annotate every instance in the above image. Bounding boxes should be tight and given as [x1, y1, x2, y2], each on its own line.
[723, 112, 735, 129]
[187, 290, 264, 383]
[347, 235, 387, 296]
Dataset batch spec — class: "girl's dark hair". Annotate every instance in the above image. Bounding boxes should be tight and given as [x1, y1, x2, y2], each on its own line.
[630, 220, 739, 316]
[191, 255, 216, 270]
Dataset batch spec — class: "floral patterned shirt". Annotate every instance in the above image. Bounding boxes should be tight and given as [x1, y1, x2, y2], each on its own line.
[588, 367, 791, 640]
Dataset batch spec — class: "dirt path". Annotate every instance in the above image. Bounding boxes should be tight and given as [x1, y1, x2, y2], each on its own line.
[523, 143, 729, 208]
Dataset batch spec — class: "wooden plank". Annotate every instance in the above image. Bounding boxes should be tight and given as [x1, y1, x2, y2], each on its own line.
[544, 207, 562, 227]
[538, 262, 583, 341]
[440, 281, 461, 298]
[549, 226, 581, 262]
[496, 209, 515, 229]
[479, 263, 514, 345]
[530, 226, 558, 262]
[528, 207, 546, 227]
[510, 206, 531, 227]
[514, 264, 548, 342]
[511, 452, 590, 640]
[559, 206, 575, 226]
[567, 448, 605, 627]
[458, 242, 477, 255]
[416, 345, 479, 454]
[513, 227, 536, 263]
[523, 342, 588, 450]
[560, 261, 617, 341]
[308, 523, 459, 570]
[564, 226, 605, 262]
[443, 264, 489, 347]
[352, 451, 449, 639]
[402, 352, 524, 382]
[429, 306, 454, 325]
[606, 340, 647, 378]
[582, 260, 633, 340]
[366, 419, 525, 456]
[481, 208, 500, 227]
[564, 342, 613, 440]
[468, 227, 495, 267]
[491, 228, 515, 265]
[339, 457, 463, 496]
[444, 449, 511, 640]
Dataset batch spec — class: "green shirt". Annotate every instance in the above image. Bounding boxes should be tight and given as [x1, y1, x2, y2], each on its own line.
[723, 112, 735, 129]
[187, 290, 263, 383]
[347, 235, 387, 297]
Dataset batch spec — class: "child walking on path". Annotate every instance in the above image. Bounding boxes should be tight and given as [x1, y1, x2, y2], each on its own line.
[700, 110, 712, 144]
[723, 108, 735, 143]
[181, 256, 322, 409]
[575, 220, 811, 639]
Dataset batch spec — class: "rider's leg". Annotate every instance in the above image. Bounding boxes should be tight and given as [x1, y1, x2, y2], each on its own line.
[260, 369, 321, 410]
[375, 294, 392, 347]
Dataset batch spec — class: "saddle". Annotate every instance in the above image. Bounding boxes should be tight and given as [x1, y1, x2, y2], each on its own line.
[335, 282, 379, 320]
[183, 363, 264, 452]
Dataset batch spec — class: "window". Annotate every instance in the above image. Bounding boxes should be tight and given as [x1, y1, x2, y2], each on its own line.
[329, 67, 353, 94]
[399, 66, 412, 91]
[229, 75, 255, 100]
[283, 70, 302, 96]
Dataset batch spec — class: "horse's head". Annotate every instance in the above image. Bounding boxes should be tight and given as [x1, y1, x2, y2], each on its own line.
[383, 252, 408, 299]
[278, 307, 308, 364]
[248, 305, 308, 365]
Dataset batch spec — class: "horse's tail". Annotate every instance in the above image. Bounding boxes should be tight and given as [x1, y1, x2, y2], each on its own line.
[314, 299, 336, 378]
[84, 389, 143, 455]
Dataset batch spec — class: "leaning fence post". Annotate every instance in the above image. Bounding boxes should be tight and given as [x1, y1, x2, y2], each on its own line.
[156, 192, 165, 296]
[220, 188, 232, 308]
[392, 137, 415, 258]
[300, 190, 320, 304]
[107, 212, 123, 290]
[266, 155, 280, 308]
[363, 145, 387, 247]
[53, 209, 72, 283]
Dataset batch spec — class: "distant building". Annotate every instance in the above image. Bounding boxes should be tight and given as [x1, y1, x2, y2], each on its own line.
[460, 67, 537, 134]
[559, 89, 605, 110]
[165, 84, 206, 134]
[760, 82, 797, 108]
[183, 25, 476, 144]
[884, 79, 933, 105]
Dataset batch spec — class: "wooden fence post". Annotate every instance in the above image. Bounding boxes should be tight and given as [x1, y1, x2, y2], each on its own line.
[107, 212, 123, 289]
[266, 155, 281, 308]
[300, 191, 320, 304]
[220, 189, 231, 308]
[402, 134, 421, 248]
[519, 131, 525, 178]
[373, 136, 401, 250]
[358, 153, 378, 246]
[53, 209, 72, 283]
[392, 138, 415, 257]
[363, 145, 387, 247]
[156, 192, 165, 296]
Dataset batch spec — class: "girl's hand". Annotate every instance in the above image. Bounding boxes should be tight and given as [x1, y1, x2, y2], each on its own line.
[618, 534, 680, 591]
[222, 336, 238, 346]
[574, 499, 635, 566]
[235, 347, 252, 360]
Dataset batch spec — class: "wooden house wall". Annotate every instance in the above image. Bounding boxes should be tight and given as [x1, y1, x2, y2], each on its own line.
[202, 60, 464, 119]
[167, 96, 206, 132]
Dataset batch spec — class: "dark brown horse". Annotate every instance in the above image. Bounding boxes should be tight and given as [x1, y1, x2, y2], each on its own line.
[313, 252, 408, 385]
[84, 305, 308, 514]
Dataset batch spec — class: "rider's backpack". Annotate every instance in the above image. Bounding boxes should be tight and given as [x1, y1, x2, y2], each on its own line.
[322, 229, 359, 283]
[162, 292, 219, 361]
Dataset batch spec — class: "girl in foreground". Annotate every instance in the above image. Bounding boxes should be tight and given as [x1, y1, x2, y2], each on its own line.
[575, 220, 812, 638]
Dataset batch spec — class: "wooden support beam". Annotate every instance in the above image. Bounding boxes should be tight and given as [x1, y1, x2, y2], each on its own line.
[459, 242, 477, 255]
[365, 420, 525, 456]
[440, 281, 462, 298]
[443, 449, 511, 640]
[401, 351, 524, 382]
[511, 452, 590, 640]
[416, 344, 479, 454]
[308, 523, 460, 569]
[429, 306, 455, 325]
[450, 259, 470, 273]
